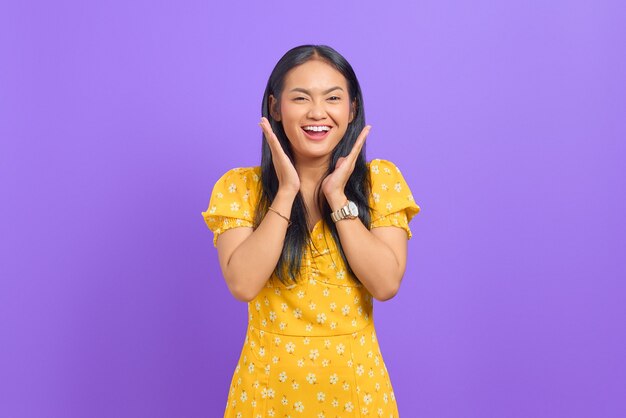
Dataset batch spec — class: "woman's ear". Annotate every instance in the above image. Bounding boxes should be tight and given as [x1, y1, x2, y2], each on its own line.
[269, 94, 281, 121]
[349, 99, 357, 123]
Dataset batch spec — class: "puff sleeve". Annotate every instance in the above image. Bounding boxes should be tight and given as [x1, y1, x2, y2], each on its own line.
[368, 159, 421, 239]
[201, 167, 260, 248]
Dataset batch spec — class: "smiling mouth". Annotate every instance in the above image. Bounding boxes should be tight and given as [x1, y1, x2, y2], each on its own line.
[301, 126, 332, 140]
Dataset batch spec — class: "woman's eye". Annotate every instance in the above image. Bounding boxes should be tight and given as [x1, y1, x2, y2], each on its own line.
[328, 96, 340, 101]
[294, 97, 306, 101]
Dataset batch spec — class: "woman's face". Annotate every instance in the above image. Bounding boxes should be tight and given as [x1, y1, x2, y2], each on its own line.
[270, 59, 355, 166]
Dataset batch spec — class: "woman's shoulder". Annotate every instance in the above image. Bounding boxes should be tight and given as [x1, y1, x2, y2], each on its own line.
[212, 165, 261, 192]
[366, 158, 420, 224]
[366, 158, 404, 175]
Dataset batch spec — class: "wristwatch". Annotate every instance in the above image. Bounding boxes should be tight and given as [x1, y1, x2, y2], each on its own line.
[331, 200, 359, 223]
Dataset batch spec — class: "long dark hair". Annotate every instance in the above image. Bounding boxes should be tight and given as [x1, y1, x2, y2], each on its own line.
[253, 44, 373, 286]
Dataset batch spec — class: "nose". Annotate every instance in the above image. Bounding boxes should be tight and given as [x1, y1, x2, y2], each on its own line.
[306, 99, 327, 120]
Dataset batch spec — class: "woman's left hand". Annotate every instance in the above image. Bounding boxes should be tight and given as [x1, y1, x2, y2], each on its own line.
[321, 124, 371, 208]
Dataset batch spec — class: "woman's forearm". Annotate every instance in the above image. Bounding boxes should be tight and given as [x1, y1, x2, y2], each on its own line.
[224, 189, 296, 301]
[329, 194, 404, 301]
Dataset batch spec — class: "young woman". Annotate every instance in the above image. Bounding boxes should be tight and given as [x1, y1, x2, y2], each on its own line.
[202, 44, 420, 417]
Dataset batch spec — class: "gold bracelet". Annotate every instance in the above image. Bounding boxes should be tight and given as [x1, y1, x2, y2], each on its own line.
[268, 206, 292, 226]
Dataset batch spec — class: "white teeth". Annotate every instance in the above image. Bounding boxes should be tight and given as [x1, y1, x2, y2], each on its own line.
[303, 126, 330, 132]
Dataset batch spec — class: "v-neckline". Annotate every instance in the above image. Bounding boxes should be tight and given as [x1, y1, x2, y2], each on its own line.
[309, 218, 323, 235]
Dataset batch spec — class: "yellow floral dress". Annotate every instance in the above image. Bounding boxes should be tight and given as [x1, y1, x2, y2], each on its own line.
[202, 159, 420, 418]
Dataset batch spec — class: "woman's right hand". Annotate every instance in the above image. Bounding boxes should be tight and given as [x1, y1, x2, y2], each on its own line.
[259, 117, 300, 195]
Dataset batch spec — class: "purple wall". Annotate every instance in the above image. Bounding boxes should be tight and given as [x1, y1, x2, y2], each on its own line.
[2, 1, 625, 417]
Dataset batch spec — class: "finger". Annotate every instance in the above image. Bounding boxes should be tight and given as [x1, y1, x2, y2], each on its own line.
[259, 117, 287, 159]
[259, 117, 276, 146]
[347, 125, 371, 162]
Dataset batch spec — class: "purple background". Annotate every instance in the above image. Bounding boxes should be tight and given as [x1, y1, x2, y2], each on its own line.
[2, 1, 625, 417]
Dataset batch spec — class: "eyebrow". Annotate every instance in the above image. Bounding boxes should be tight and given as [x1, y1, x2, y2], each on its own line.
[289, 86, 344, 95]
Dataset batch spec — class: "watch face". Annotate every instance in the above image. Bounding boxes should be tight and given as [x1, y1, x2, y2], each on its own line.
[348, 201, 358, 217]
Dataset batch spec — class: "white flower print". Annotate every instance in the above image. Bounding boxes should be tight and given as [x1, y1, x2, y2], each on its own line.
[393, 182, 402, 192]
[322, 359, 329, 367]
[360, 335, 366, 346]
[386, 201, 393, 211]
[280, 302, 288, 312]
[305, 323, 313, 332]
[309, 301, 316, 310]
[285, 342, 296, 354]
[330, 321, 337, 330]
[269, 311, 276, 322]
[297, 358, 305, 367]
[297, 290, 305, 299]
[305, 373, 317, 384]
[293, 308, 302, 319]
[274, 336, 281, 345]
[322, 288, 330, 297]
[248, 362, 254, 373]
[216, 191, 223, 198]
[303, 337, 310, 345]
[272, 355, 279, 364]
[323, 339, 331, 348]
[343, 381, 350, 391]
[372, 164, 379, 174]
[329, 302, 336, 311]
[344, 401, 354, 412]
[261, 387, 276, 399]
[293, 401, 304, 412]
[341, 305, 350, 316]
[281, 396, 288, 405]
[292, 380, 300, 390]
[373, 192, 380, 203]
[279, 322, 287, 331]
[230, 201, 240, 212]
[356, 364, 364, 376]
[316, 313, 326, 324]
[317, 391, 326, 402]
[309, 349, 319, 361]
[336, 270, 345, 280]
[336, 343, 345, 355]
[240, 390, 248, 402]
[329, 373, 339, 384]
[381, 183, 389, 191]
[278, 371, 287, 382]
